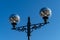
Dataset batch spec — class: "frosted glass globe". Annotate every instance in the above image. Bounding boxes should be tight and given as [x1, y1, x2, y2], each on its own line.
[9, 14, 20, 23]
[40, 7, 52, 17]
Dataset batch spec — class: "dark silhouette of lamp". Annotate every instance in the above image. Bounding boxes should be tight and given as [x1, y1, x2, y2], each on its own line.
[9, 14, 20, 29]
[40, 7, 51, 24]
[9, 7, 52, 40]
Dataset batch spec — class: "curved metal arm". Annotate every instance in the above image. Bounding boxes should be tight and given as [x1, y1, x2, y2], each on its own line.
[13, 26, 27, 32]
[12, 22, 49, 32]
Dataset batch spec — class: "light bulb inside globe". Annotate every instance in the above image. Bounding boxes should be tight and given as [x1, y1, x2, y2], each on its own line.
[9, 14, 20, 23]
[40, 7, 52, 17]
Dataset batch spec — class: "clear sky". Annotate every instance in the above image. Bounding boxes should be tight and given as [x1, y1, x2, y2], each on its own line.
[0, 0, 60, 40]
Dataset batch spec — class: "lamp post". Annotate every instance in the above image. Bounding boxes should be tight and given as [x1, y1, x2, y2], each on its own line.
[9, 7, 52, 40]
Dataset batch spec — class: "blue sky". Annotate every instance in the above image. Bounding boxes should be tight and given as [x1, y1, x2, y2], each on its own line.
[0, 0, 60, 40]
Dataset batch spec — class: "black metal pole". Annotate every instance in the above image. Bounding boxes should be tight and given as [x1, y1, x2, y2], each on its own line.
[27, 17, 31, 40]
[28, 36, 30, 40]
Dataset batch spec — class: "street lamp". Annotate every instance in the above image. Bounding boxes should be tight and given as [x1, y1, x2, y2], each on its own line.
[9, 7, 52, 40]
[9, 14, 20, 29]
[40, 7, 51, 24]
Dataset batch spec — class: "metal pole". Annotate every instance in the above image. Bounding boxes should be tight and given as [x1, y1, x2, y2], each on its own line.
[27, 17, 31, 40]
[28, 36, 30, 40]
